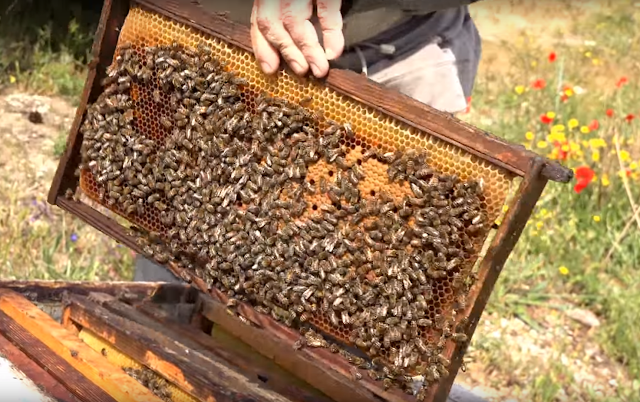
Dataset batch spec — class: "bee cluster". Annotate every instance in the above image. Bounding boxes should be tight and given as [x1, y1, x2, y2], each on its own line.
[79, 41, 488, 399]
[123, 367, 172, 401]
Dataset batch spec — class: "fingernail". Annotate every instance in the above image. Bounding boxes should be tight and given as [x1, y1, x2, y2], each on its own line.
[325, 48, 336, 60]
[289, 60, 303, 75]
[260, 61, 273, 74]
[309, 62, 322, 77]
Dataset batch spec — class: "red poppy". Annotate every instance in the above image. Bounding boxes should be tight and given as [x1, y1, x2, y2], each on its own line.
[606, 109, 614, 117]
[531, 79, 546, 89]
[616, 76, 628, 88]
[574, 166, 595, 194]
[588, 119, 600, 130]
[560, 94, 569, 103]
[626, 113, 635, 123]
[463, 96, 472, 114]
[548, 52, 557, 62]
[554, 141, 569, 161]
[540, 114, 554, 124]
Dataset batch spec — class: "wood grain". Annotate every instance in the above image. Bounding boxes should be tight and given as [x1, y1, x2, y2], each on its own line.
[0, 289, 165, 402]
[65, 294, 296, 402]
[0, 333, 81, 402]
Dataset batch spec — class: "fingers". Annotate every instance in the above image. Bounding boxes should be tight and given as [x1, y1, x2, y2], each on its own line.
[251, 0, 343, 78]
[281, 1, 329, 77]
[250, 1, 281, 75]
[252, 0, 309, 76]
[316, 0, 344, 60]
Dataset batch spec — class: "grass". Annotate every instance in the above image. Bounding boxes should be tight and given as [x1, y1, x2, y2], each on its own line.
[0, 2, 639, 401]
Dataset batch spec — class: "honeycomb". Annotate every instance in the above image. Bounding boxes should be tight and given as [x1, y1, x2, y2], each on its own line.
[78, 4, 514, 392]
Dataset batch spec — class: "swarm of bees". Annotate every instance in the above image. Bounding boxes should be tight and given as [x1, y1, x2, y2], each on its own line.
[79, 41, 488, 399]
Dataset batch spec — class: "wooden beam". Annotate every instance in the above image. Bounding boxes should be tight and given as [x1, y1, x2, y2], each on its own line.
[0, 289, 165, 402]
[64, 294, 296, 402]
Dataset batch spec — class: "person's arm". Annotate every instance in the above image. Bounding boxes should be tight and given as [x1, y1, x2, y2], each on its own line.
[251, 0, 483, 79]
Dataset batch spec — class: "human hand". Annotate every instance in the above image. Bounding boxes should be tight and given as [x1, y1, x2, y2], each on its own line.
[250, 0, 344, 78]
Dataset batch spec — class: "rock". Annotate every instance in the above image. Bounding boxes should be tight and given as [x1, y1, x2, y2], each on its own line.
[565, 308, 601, 328]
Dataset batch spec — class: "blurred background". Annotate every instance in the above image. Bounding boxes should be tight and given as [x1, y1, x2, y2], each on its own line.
[0, 0, 638, 400]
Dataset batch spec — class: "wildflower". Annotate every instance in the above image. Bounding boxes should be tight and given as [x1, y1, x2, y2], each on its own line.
[558, 266, 569, 275]
[554, 141, 569, 161]
[592, 58, 600, 65]
[619, 150, 630, 161]
[593, 215, 601, 222]
[564, 87, 574, 97]
[568, 118, 579, 129]
[525, 131, 535, 141]
[515, 85, 526, 95]
[537, 140, 548, 149]
[601, 174, 610, 186]
[580, 126, 590, 134]
[588, 119, 599, 131]
[626, 113, 635, 123]
[535, 221, 543, 230]
[584, 51, 592, 58]
[540, 111, 555, 124]
[548, 51, 557, 62]
[531, 79, 546, 90]
[9, 75, 16, 84]
[616, 76, 629, 88]
[591, 150, 600, 162]
[589, 138, 607, 149]
[630, 161, 638, 170]
[70, 233, 78, 243]
[464, 96, 472, 114]
[574, 166, 595, 193]
[606, 109, 614, 117]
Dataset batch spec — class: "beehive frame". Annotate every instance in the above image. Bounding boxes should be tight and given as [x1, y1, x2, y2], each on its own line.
[48, 1, 573, 401]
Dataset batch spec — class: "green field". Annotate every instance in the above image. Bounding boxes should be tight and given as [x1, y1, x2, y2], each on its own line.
[0, 1, 638, 400]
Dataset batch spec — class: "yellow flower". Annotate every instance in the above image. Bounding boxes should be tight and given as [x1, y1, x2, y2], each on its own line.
[537, 141, 548, 149]
[558, 266, 570, 275]
[525, 131, 535, 141]
[548, 132, 566, 143]
[546, 111, 556, 119]
[515, 85, 526, 95]
[568, 118, 579, 129]
[592, 150, 600, 162]
[564, 88, 574, 97]
[540, 208, 549, 217]
[592, 58, 600, 65]
[585, 51, 592, 58]
[9, 75, 16, 84]
[631, 161, 638, 170]
[561, 144, 570, 152]
[531, 60, 538, 67]
[551, 124, 565, 132]
[593, 215, 601, 222]
[601, 174, 610, 186]
[589, 138, 607, 149]
[620, 150, 630, 162]
[535, 221, 543, 230]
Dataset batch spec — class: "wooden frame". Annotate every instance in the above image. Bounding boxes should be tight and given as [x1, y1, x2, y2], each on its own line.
[46, 1, 573, 401]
